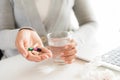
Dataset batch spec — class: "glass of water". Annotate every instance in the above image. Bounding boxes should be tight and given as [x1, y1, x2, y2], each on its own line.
[47, 31, 70, 64]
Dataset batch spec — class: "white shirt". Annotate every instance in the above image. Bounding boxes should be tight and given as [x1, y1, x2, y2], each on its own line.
[35, 0, 51, 22]
[0, 0, 96, 59]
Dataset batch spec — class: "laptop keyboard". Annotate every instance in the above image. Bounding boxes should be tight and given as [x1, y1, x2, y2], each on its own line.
[102, 47, 120, 67]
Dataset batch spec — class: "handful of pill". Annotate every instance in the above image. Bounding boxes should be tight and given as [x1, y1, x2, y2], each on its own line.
[28, 47, 42, 52]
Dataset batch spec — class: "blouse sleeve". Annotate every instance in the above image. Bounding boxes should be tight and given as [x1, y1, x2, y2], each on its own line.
[72, 0, 97, 45]
[0, 0, 18, 50]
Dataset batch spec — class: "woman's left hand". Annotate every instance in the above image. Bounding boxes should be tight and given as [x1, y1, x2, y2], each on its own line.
[61, 39, 77, 64]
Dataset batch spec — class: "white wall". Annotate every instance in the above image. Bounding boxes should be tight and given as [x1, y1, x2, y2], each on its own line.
[90, 0, 120, 49]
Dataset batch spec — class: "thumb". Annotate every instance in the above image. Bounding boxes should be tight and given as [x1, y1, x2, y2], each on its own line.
[17, 41, 28, 57]
[22, 41, 31, 57]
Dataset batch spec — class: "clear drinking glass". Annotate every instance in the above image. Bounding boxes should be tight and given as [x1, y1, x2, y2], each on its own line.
[47, 31, 70, 64]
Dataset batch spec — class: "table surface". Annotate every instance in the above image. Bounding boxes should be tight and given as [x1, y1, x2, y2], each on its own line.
[1, 35, 120, 80]
[0, 54, 120, 80]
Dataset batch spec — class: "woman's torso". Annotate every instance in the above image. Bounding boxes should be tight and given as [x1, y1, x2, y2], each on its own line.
[12, 0, 79, 34]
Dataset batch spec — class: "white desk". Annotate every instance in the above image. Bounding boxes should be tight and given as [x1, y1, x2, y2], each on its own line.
[0, 55, 85, 80]
[1, 34, 120, 80]
[0, 54, 120, 80]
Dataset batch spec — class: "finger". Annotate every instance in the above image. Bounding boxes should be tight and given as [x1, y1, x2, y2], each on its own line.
[31, 43, 43, 55]
[16, 41, 28, 57]
[40, 47, 50, 53]
[62, 48, 77, 57]
[24, 40, 32, 49]
[27, 45, 47, 62]
[28, 49, 46, 61]
[33, 43, 39, 48]
[64, 39, 77, 50]
[31, 44, 53, 60]
[26, 51, 42, 62]
[29, 50, 49, 61]
[24, 41, 42, 61]
[62, 55, 76, 64]
[40, 47, 53, 58]
[65, 59, 76, 64]
[31, 50, 41, 55]
[63, 55, 76, 61]
[32, 35, 44, 47]
[33, 43, 46, 53]
[32, 43, 42, 53]
[40, 53, 51, 60]
[33, 42, 43, 48]
[32, 46, 53, 59]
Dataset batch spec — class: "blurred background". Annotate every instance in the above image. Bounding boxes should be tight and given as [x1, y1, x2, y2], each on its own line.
[90, 0, 120, 50]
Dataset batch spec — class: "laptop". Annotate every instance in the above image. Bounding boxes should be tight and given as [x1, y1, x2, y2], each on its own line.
[100, 46, 120, 71]
[76, 43, 120, 71]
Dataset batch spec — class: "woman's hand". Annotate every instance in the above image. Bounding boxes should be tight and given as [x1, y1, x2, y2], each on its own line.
[15, 29, 52, 62]
[61, 39, 77, 64]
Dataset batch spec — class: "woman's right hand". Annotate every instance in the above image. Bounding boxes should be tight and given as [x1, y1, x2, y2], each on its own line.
[15, 29, 52, 62]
